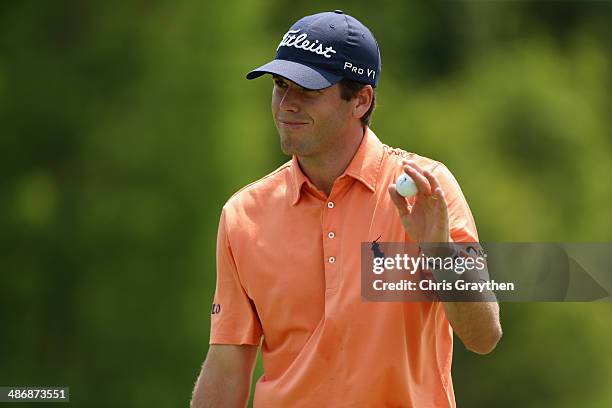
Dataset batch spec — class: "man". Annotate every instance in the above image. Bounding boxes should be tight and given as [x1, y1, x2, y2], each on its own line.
[191, 10, 501, 408]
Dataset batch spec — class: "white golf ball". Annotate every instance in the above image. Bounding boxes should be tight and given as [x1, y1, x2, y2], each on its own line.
[396, 173, 418, 197]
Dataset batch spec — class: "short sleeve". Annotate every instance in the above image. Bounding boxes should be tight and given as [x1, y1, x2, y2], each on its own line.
[209, 207, 263, 345]
[432, 163, 479, 243]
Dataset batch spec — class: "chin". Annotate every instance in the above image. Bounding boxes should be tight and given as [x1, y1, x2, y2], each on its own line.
[279, 135, 311, 157]
[280, 139, 300, 156]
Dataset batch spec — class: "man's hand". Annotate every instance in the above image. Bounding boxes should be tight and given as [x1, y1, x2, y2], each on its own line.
[388, 160, 449, 244]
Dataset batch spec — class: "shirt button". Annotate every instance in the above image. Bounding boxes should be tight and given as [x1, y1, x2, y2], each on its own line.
[328, 256, 336, 264]
[328, 231, 335, 239]
[327, 201, 335, 209]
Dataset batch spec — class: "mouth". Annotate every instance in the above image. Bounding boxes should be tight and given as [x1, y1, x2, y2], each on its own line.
[277, 120, 309, 129]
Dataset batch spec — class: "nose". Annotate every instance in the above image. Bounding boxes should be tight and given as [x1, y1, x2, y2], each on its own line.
[279, 86, 300, 113]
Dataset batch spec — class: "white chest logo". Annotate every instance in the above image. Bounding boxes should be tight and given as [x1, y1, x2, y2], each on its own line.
[277, 29, 337, 59]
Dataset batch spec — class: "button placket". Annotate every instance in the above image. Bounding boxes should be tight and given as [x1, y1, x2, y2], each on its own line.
[322, 198, 340, 292]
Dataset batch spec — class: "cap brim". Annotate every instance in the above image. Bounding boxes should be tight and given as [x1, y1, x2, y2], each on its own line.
[246, 59, 342, 90]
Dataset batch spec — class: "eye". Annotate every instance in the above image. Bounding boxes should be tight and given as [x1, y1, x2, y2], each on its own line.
[273, 77, 288, 88]
[302, 88, 321, 95]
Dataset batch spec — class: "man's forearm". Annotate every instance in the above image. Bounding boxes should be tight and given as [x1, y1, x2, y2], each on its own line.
[191, 362, 252, 408]
[442, 301, 502, 354]
[421, 243, 502, 354]
[190, 345, 257, 408]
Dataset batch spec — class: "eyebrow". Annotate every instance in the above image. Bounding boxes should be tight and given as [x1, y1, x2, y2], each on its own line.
[272, 75, 315, 92]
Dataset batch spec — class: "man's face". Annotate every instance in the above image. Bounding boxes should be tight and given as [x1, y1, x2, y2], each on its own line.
[271, 75, 354, 157]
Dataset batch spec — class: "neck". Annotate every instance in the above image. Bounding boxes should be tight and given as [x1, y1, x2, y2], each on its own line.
[297, 125, 365, 197]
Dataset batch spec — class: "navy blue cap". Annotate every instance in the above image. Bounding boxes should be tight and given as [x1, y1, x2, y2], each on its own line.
[246, 10, 381, 90]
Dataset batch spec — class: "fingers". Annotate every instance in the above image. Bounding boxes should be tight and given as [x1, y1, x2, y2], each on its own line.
[422, 168, 442, 194]
[402, 162, 431, 196]
[402, 160, 448, 209]
[402, 160, 441, 196]
[388, 185, 410, 217]
[433, 187, 449, 219]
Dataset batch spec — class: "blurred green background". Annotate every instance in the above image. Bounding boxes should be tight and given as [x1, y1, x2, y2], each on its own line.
[1, 0, 611, 407]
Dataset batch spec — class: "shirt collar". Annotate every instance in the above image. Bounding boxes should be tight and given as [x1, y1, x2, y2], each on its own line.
[290, 127, 384, 205]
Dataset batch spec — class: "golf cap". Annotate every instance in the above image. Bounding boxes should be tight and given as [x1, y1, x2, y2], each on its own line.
[246, 10, 381, 90]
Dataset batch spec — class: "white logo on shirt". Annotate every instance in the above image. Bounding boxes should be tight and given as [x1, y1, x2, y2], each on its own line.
[277, 29, 337, 59]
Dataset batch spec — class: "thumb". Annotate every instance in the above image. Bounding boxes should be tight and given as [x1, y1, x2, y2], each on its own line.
[388, 185, 410, 217]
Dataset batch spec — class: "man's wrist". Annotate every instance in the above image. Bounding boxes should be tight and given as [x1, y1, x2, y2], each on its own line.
[419, 240, 457, 258]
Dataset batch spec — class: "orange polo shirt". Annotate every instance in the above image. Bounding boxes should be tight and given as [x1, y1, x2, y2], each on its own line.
[210, 127, 479, 407]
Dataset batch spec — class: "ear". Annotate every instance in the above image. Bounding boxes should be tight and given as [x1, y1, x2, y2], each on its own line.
[353, 85, 374, 120]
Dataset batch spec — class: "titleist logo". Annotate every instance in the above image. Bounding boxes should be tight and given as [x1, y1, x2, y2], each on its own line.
[277, 29, 337, 59]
